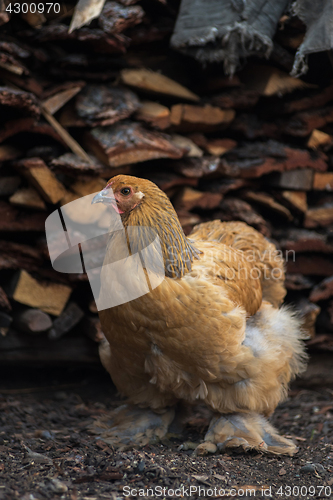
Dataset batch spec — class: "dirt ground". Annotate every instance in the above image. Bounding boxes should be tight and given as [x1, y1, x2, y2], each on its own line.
[0, 354, 333, 500]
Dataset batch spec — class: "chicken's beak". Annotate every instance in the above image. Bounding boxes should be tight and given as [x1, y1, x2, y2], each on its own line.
[91, 190, 113, 205]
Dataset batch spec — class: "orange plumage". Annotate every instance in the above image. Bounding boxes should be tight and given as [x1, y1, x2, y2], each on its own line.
[93, 175, 307, 455]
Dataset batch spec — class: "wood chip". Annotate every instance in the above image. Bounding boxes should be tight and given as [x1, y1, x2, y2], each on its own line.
[120, 68, 199, 101]
[11, 270, 72, 316]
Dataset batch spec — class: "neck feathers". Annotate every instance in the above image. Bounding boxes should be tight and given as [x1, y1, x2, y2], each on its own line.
[121, 189, 201, 278]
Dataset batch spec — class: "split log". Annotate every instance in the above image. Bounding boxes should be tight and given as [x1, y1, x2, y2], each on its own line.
[287, 255, 333, 276]
[313, 173, 333, 191]
[0, 176, 20, 196]
[174, 187, 223, 211]
[10, 270, 72, 316]
[216, 198, 271, 237]
[75, 85, 140, 126]
[0, 86, 40, 116]
[220, 142, 327, 179]
[282, 83, 333, 114]
[0, 201, 46, 231]
[307, 130, 333, 150]
[279, 229, 333, 254]
[304, 204, 333, 228]
[84, 122, 184, 167]
[210, 89, 259, 109]
[243, 191, 292, 220]
[120, 68, 199, 101]
[285, 107, 333, 137]
[98, 1, 144, 34]
[0, 330, 99, 364]
[170, 135, 203, 157]
[13, 308, 52, 334]
[297, 298, 321, 339]
[50, 153, 109, 176]
[310, 277, 333, 303]
[135, 101, 171, 129]
[71, 177, 107, 196]
[268, 169, 314, 191]
[280, 191, 307, 213]
[240, 65, 313, 96]
[205, 138, 236, 156]
[0, 118, 66, 144]
[42, 85, 84, 115]
[173, 156, 220, 178]
[17, 157, 66, 204]
[0, 144, 20, 162]
[0, 312, 12, 329]
[48, 302, 84, 340]
[0, 286, 11, 311]
[170, 104, 235, 131]
[0, 240, 43, 271]
[9, 187, 46, 210]
[284, 273, 315, 291]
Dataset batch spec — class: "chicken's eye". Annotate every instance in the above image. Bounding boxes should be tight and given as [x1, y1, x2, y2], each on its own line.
[121, 187, 131, 196]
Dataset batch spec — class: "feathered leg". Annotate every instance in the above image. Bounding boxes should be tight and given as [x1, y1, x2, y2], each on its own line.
[195, 413, 297, 456]
[90, 336, 177, 449]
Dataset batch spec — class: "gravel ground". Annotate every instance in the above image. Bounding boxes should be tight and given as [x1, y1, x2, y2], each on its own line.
[0, 356, 332, 500]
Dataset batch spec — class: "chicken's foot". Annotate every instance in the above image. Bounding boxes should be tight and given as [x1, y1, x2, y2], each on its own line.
[195, 413, 297, 456]
[90, 404, 175, 449]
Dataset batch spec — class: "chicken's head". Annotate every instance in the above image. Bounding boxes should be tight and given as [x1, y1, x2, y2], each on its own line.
[91, 175, 147, 215]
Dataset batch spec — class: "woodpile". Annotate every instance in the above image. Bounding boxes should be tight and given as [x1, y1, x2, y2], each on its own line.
[1, 0, 333, 364]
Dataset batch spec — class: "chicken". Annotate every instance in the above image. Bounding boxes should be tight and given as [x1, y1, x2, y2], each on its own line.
[91, 174, 307, 455]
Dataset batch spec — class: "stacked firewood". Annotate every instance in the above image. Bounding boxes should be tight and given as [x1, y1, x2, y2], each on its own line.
[0, 0, 333, 364]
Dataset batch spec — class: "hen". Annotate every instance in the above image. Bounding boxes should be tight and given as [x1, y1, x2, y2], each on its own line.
[92, 174, 307, 455]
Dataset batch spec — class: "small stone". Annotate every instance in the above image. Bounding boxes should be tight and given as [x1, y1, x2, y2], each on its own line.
[300, 463, 326, 475]
[137, 460, 145, 472]
[48, 478, 68, 494]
